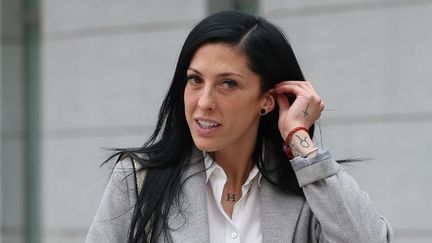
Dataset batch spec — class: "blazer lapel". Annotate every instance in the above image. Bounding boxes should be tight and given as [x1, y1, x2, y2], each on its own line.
[260, 179, 306, 243]
[167, 153, 210, 243]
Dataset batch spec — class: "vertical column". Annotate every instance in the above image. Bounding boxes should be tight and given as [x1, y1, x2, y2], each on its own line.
[22, 0, 41, 243]
[0, 3, 2, 242]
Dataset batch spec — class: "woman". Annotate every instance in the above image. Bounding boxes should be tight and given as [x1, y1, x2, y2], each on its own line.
[86, 11, 392, 243]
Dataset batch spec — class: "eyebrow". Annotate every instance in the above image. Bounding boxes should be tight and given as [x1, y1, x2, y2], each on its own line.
[188, 67, 245, 78]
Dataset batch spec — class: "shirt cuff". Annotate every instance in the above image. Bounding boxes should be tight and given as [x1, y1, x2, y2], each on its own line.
[289, 148, 331, 172]
[290, 148, 340, 187]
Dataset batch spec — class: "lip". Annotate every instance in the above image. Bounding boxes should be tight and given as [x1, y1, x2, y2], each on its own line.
[195, 117, 221, 125]
[193, 117, 221, 137]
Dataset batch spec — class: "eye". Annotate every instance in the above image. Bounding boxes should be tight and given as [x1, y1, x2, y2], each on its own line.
[222, 79, 237, 88]
[186, 75, 202, 85]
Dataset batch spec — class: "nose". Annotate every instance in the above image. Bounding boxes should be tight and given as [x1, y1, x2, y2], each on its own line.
[197, 85, 216, 111]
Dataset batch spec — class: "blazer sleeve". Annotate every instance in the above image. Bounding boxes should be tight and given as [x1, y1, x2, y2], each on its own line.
[86, 159, 138, 243]
[290, 149, 393, 243]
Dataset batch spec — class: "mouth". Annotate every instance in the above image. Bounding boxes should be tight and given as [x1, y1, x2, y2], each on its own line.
[195, 119, 221, 129]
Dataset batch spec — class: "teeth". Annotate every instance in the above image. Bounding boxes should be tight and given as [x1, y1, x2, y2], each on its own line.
[197, 120, 219, 128]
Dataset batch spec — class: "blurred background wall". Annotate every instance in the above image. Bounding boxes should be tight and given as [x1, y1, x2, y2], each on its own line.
[1, 0, 431, 242]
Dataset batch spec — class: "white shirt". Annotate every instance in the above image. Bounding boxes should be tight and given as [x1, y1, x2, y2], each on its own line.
[204, 155, 263, 243]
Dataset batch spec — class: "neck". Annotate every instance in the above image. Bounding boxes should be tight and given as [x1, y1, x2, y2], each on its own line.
[213, 141, 256, 188]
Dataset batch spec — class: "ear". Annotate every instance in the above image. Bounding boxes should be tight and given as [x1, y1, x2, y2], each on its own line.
[260, 89, 276, 114]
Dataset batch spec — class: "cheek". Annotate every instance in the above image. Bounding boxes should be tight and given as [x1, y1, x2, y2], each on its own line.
[230, 97, 260, 113]
[184, 92, 195, 117]
[223, 99, 259, 125]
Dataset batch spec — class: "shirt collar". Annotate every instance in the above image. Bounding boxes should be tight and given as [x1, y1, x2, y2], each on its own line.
[203, 153, 262, 187]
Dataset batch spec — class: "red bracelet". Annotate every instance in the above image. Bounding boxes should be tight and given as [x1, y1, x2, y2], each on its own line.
[283, 126, 308, 159]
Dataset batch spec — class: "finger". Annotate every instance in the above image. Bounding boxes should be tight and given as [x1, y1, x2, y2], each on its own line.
[289, 81, 321, 101]
[301, 81, 319, 94]
[276, 81, 315, 95]
[275, 80, 307, 87]
[296, 82, 315, 93]
[274, 84, 305, 95]
[276, 94, 290, 112]
[320, 101, 325, 111]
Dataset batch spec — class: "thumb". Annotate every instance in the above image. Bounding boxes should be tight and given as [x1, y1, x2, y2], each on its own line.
[276, 94, 290, 115]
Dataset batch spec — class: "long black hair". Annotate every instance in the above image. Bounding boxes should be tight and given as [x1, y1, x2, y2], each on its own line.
[109, 11, 314, 243]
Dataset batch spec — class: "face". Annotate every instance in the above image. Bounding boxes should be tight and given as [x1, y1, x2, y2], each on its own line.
[184, 43, 274, 154]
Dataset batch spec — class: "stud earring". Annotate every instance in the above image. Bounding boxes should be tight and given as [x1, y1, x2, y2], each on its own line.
[259, 108, 266, 116]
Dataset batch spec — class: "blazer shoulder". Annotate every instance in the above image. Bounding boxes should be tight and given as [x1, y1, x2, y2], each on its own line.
[86, 157, 140, 243]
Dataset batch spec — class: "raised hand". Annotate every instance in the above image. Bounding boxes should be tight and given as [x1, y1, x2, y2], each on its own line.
[275, 81, 324, 158]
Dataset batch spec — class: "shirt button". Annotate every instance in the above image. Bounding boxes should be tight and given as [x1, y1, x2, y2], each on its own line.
[231, 232, 238, 239]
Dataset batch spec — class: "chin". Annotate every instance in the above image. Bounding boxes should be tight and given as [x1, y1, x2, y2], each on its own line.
[193, 139, 221, 152]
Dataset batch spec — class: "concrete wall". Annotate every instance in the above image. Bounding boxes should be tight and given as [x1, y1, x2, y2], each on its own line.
[0, 0, 426, 242]
[40, 1, 205, 242]
[0, 0, 26, 242]
[263, 0, 432, 242]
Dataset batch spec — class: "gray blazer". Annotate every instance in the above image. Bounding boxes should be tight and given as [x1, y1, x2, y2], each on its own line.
[86, 150, 392, 243]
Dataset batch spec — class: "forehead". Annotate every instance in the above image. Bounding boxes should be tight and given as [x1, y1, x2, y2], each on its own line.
[188, 43, 254, 75]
